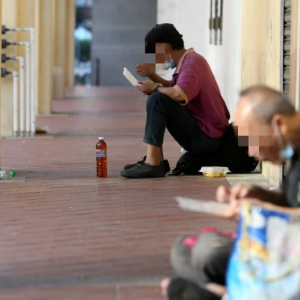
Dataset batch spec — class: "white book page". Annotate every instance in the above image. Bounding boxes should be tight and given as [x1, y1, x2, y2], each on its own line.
[123, 68, 141, 87]
[175, 197, 229, 216]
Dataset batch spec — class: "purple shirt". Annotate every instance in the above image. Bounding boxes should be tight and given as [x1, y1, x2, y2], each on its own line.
[171, 48, 230, 138]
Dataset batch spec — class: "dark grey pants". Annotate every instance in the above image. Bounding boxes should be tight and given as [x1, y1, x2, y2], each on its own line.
[143, 92, 221, 153]
[170, 232, 234, 286]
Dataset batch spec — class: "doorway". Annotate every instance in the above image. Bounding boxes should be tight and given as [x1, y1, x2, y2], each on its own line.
[75, 0, 93, 86]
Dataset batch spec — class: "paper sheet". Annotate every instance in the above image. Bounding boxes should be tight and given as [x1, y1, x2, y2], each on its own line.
[123, 68, 141, 87]
[175, 196, 229, 216]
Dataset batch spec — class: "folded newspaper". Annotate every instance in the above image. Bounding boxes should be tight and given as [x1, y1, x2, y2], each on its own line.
[175, 196, 229, 216]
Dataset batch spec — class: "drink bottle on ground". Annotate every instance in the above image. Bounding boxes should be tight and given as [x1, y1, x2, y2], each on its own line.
[96, 137, 107, 177]
[0, 169, 16, 180]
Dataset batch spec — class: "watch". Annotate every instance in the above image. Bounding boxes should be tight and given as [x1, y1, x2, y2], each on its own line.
[152, 83, 163, 94]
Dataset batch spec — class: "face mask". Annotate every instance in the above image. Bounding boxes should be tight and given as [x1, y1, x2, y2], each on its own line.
[164, 59, 175, 70]
[272, 121, 295, 160]
[163, 51, 175, 70]
[279, 144, 295, 160]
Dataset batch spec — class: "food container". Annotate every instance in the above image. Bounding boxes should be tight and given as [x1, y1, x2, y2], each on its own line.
[200, 167, 230, 178]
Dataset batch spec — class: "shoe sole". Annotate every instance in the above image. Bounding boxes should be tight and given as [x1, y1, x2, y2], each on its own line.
[120, 172, 167, 178]
[124, 164, 170, 172]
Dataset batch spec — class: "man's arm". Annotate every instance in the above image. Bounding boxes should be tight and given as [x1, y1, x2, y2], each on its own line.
[238, 188, 288, 207]
[148, 73, 171, 87]
[241, 199, 300, 215]
[137, 81, 185, 102]
[156, 86, 185, 102]
[136, 64, 171, 87]
[217, 185, 289, 207]
[262, 189, 288, 207]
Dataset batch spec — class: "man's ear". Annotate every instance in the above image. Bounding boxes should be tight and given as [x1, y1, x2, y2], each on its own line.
[272, 114, 289, 136]
[272, 114, 284, 126]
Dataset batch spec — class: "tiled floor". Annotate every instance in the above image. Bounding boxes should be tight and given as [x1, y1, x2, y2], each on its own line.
[0, 87, 234, 299]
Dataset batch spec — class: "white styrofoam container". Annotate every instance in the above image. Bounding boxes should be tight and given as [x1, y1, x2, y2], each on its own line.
[200, 167, 230, 178]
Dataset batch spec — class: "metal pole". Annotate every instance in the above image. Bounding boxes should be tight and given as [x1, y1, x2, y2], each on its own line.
[11, 41, 31, 136]
[30, 29, 36, 136]
[25, 43, 31, 136]
[215, 0, 218, 45]
[220, 0, 223, 45]
[12, 71, 19, 137]
[210, 0, 213, 44]
[7, 27, 36, 136]
[12, 57, 25, 136]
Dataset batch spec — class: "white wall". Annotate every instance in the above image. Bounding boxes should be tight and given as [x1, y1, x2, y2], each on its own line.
[157, 0, 242, 121]
[212, 0, 242, 120]
[156, 0, 179, 80]
[157, 0, 179, 25]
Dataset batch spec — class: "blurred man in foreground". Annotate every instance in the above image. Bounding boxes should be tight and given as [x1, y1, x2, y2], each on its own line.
[163, 85, 300, 300]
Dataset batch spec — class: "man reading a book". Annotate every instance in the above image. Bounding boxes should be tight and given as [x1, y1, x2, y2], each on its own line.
[161, 85, 300, 300]
[121, 23, 230, 178]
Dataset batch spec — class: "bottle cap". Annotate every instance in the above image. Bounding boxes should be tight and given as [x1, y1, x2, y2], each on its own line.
[98, 137, 104, 140]
[10, 171, 16, 177]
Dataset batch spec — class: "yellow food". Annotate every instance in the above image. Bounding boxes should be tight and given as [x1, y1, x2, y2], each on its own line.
[202, 172, 226, 178]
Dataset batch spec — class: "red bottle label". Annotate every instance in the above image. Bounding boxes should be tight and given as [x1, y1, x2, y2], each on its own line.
[96, 149, 106, 159]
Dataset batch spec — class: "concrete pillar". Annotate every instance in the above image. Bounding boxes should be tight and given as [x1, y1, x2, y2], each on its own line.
[1, 0, 18, 137]
[0, 0, 2, 163]
[241, 0, 282, 187]
[38, 0, 55, 114]
[53, 0, 67, 99]
[1, 0, 75, 133]
[65, 0, 76, 88]
[290, 0, 300, 110]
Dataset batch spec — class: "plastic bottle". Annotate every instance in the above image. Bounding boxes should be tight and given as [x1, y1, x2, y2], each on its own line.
[0, 169, 16, 180]
[96, 137, 107, 177]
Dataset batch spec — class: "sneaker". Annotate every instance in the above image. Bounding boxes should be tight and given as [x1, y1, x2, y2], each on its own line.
[124, 157, 171, 172]
[121, 162, 168, 178]
[124, 156, 146, 170]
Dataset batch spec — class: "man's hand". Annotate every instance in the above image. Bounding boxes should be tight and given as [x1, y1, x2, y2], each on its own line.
[219, 197, 300, 223]
[219, 199, 241, 222]
[215, 185, 268, 222]
[216, 184, 266, 203]
[136, 63, 155, 77]
[240, 199, 300, 215]
[137, 80, 156, 95]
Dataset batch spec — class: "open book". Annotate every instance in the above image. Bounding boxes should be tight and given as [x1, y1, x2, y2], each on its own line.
[123, 68, 142, 87]
[175, 196, 229, 216]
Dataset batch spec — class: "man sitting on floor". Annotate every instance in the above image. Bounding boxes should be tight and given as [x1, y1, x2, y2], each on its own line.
[121, 23, 230, 178]
[162, 85, 300, 300]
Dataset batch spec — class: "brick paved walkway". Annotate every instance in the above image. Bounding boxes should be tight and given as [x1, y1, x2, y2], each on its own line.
[0, 87, 234, 299]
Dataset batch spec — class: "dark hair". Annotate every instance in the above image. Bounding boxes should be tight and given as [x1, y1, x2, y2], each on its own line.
[169, 38, 184, 50]
[145, 42, 155, 54]
[145, 23, 184, 53]
[240, 85, 296, 123]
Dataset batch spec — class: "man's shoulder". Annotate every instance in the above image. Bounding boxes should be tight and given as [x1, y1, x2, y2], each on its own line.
[176, 50, 210, 75]
[185, 51, 205, 61]
[183, 51, 208, 67]
[291, 146, 300, 167]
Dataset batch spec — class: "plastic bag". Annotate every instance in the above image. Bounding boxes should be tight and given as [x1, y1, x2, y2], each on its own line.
[226, 204, 300, 300]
